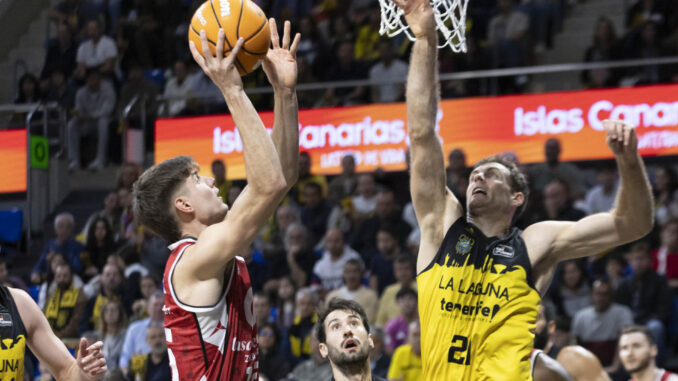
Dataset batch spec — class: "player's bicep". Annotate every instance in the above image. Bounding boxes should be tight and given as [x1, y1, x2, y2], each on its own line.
[186, 186, 282, 278]
[13, 289, 75, 380]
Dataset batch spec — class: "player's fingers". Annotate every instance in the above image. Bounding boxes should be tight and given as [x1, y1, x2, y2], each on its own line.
[200, 30, 213, 61]
[225, 37, 244, 65]
[86, 341, 104, 351]
[290, 33, 301, 57]
[623, 123, 632, 146]
[216, 29, 225, 59]
[283, 20, 291, 50]
[189, 41, 207, 68]
[78, 338, 89, 357]
[269, 18, 280, 49]
[616, 121, 624, 142]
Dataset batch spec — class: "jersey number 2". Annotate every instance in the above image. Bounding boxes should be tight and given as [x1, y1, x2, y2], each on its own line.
[448, 335, 471, 365]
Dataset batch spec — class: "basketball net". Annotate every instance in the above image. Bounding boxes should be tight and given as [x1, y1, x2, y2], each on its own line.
[378, 0, 469, 52]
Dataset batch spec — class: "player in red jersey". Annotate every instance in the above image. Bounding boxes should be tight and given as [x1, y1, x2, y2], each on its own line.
[132, 20, 301, 381]
[619, 326, 678, 381]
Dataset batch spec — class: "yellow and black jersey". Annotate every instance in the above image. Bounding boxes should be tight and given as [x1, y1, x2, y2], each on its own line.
[417, 217, 540, 380]
[0, 286, 27, 380]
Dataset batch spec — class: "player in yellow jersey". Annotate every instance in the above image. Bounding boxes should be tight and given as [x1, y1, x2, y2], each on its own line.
[397, 0, 655, 379]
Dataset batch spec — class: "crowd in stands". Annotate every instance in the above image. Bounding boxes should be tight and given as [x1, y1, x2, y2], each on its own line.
[3, 134, 676, 380]
[9, 0, 678, 169]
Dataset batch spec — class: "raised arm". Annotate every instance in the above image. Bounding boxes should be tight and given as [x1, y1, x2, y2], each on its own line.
[399, 0, 462, 272]
[265, 19, 301, 185]
[185, 30, 289, 276]
[12, 288, 107, 381]
[525, 120, 654, 270]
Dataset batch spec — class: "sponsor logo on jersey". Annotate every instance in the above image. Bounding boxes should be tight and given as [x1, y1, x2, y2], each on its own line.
[492, 244, 515, 259]
[162, 305, 172, 315]
[232, 338, 257, 352]
[455, 234, 474, 255]
[439, 298, 501, 321]
[437, 276, 510, 301]
[0, 313, 12, 327]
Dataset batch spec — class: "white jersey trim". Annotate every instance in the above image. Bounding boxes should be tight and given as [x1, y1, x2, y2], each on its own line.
[167, 240, 235, 313]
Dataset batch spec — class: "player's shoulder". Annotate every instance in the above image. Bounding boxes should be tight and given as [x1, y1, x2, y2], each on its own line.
[666, 372, 678, 381]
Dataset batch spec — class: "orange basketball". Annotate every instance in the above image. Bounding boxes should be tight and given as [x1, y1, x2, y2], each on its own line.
[189, 0, 270, 76]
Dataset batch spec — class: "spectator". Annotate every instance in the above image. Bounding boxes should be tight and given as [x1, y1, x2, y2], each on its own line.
[328, 154, 358, 203]
[375, 255, 417, 326]
[369, 225, 402, 294]
[295, 16, 323, 64]
[258, 322, 290, 381]
[287, 287, 319, 365]
[280, 223, 318, 290]
[570, 278, 633, 370]
[538, 179, 587, 222]
[81, 217, 118, 278]
[14, 73, 41, 104]
[583, 163, 618, 214]
[80, 263, 127, 334]
[626, 0, 665, 31]
[74, 19, 118, 80]
[354, 8, 382, 61]
[275, 276, 297, 329]
[486, 0, 529, 69]
[653, 166, 678, 226]
[351, 189, 412, 258]
[101, 299, 128, 370]
[32, 212, 84, 284]
[44, 263, 87, 339]
[653, 219, 678, 290]
[533, 301, 564, 358]
[117, 62, 159, 138]
[369, 38, 408, 103]
[446, 148, 470, 202]
[210, 159, 232, 204]
[387, 320, 422, 381]
[271, 0, 313, 20]
[618, 325, 678, 381]
[162, 60, 193, 117]
[134, 0, 182, 69]
[254, 292, 275, 328]
[548, 260, 592, 319]
[351, 173, 378, 223]
[321, 41, 367, 106]
[128, 322, 171, 381]
[312, 228, 362, 292]
[325, 259, 379, 323]
[293, 152, 329, 205]
[529, 138, 585, 195]
[384, 288, 418, 355]
[370, 327, 392, 378]
[67, 69, 116, 171]
[622, 21, 663, 85]
[582, 17, 621, 88]
[286, 329, 333, 380]
[616, 241, 672, 360]
[82, 192, 120, 242]
[38, 253, 84, 310]
[117, 162, 143, 192]
[119, 291, 164, 374]
[300, 182, 334, 246]
[48, 0, 86, 34]
[118, 187, 134, 239]
[0, 259, 28, 291]
[260, 206, 300, 275]
[605, 252, 628, 290]
[41, 23, 78, 81]
[130, 275, 160, 322]
[43, 67, 77, 112]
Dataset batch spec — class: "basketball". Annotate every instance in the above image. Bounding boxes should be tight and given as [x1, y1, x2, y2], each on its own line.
[189, 0, 270, 76]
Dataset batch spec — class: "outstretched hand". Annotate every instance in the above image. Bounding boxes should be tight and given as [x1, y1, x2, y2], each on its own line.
[189, 29, 245, 94]
[76, 338, 107, 380]
[603, 119, 638, 158]
[393, 0, 436, 39]
[263, 19, 301, 90]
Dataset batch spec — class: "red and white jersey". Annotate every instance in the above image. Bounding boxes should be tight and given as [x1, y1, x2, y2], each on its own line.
[630, 369, 678, 381]
[163, 237, 259, 381]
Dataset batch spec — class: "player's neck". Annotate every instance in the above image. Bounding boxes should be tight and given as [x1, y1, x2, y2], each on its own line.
[331, 360, 372, 381]
[180, 221, 208, 242]
[467, 213, 511, 238]
[632, 364, 658, 381]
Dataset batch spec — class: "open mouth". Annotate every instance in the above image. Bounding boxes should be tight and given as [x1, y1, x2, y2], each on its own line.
[343, 339, 359, 350]
[472, 188, 486, 195]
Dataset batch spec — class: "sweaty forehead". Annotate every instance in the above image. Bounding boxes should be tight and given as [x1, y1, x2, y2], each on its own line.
[472, 162, 510, 176]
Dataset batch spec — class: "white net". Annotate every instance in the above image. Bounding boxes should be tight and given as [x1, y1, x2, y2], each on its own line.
[378, 0, 469, 52]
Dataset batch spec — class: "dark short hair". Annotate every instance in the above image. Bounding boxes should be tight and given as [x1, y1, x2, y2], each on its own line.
[394, 254, 415, 269]
[132, 156, 196, 242]
[396, 287, 417, 300]
[621, 325, 655, 345]
[377, 223, 399, 239]
[259, 322, 281, 345]
[473, 155, 529, 221]
[211, 159, 225, 169]
[629, 241, 651, 256]
[303, 181, 323, 195]
[344, 258, 364, 272]
[317, 299, 370, 344]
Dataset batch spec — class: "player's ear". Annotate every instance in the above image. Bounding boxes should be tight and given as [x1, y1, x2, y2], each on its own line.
[318, 342, 329, 358]
[651, 344, 658, 357]
[175, 196, 193, 214]
[511, 192, 524, 209]
[368, 333, 374, 350]
[547, 320, 556, 335]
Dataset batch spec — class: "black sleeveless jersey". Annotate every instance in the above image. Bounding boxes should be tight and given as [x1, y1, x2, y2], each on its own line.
[0, 286, 27, 380]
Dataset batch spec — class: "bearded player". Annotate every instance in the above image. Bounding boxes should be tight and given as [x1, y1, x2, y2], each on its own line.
[619, 326, 678, 381]
[132, 21, 300, 380]
[398, 0, 654, 379]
